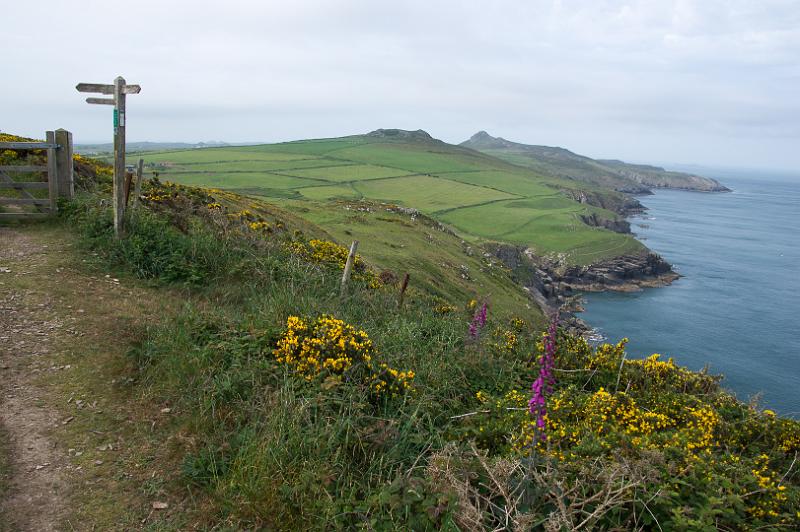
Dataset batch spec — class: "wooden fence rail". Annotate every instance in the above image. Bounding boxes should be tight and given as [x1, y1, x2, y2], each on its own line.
[0, 129, 73, 220]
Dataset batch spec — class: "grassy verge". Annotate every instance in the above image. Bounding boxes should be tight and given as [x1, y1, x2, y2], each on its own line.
[53, 185, 800, 530]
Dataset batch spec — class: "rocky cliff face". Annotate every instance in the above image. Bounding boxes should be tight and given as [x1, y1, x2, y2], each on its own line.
[579, 212, 631, 234]
[487, 243, 679, 313]
[597, 160, 730, 192]
[559, 188, 645, 217]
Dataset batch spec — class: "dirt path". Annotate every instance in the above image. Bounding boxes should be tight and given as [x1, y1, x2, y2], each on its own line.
[0, 224, 184, 530]
[1, 227, 71, 531]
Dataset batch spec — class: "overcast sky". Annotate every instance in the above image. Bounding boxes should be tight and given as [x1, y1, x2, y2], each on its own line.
[3, 0, 799, 171]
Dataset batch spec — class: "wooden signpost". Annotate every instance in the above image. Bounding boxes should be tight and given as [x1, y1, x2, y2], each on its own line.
[76, 76, 141, 237]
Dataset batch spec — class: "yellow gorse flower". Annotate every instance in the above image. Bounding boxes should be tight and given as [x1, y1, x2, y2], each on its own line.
[273, 315, 413, 396]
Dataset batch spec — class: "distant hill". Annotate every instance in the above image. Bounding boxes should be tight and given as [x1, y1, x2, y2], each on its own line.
[461, 131, 729, 193]
[75, 140, 232, 155]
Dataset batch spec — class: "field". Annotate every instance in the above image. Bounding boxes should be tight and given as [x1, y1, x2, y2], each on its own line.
[124, 134, 645, 264]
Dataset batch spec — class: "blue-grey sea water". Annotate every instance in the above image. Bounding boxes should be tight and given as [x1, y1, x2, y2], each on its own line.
[579, 170, 800, 416]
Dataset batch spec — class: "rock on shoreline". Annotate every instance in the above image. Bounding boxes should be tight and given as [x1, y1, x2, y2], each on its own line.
[488, 244, 679, 335]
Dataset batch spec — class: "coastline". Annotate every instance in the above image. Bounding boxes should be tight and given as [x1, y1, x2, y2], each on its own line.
[491, 184, 733, 336]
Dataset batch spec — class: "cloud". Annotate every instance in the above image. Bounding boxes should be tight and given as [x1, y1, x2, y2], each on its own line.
[2, 0, 798, 170]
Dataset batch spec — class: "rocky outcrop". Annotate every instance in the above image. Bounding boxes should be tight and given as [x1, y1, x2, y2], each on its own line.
[367, 128, 433, 141]
[487, 243, 679, 313]
[597, 160, 731, 192]
[549, 253, 678, 293]
[559, 188, 646, 217]
[579, 213, 631, 234]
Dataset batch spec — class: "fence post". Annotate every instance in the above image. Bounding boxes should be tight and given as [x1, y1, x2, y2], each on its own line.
[397, 273, 410, 308]
[340, 240, 359, 297]
[130, 158, 144, 211]
[54, 129, 74, 199]
[45, 131, 58, 212]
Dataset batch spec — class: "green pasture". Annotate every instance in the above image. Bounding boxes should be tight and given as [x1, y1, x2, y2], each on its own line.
[440, 199, 644, 264]
[438, 170, 556, 198]
[150, 158, 352, 173]
[331, 142, 493, 174]
[283, 164, 414, 182]
[298, 184, 360, 201]
[124, 134, 642, 265]
[156, 172, 320, 190]
[351, 175, 517, 212]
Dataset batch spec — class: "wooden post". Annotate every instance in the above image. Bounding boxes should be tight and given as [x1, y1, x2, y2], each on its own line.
[124, 171, 133, 205]
[54, 129, 73, 199]
[45, 131, 58, 212]
[76, 78, 140, 234]
[397, 273, 410, 308]
[340, 240, 359, 297]
[113, 76, 126, 236]
[130, 158, 144, 211]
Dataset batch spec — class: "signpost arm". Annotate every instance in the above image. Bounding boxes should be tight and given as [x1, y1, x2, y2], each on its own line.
[113, 76, 126, 236]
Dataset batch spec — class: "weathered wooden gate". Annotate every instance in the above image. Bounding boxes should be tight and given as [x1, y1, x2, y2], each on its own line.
[0, 129, 74, 220]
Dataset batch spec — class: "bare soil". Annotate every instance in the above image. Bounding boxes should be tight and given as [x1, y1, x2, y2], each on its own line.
[1, 227, 70, 531]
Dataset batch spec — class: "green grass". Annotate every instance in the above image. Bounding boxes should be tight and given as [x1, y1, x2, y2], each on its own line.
[282, 164, 414, 182]
[331, 142, 491, 173]
[59, 194, 541, 528]
[297, 183, 361, 201]
[441, 199, 644, 263]
[437, 170, 556, 197]
[149, 158, 351, 173]
[352, 175, 518, 213]
[152, 171, 322, 189]
[283, 199, 538, 320]
[125, 134, 646, 265]
[55, 191, 800, 531]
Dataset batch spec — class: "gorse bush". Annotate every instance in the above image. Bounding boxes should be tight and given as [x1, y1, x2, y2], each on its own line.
[60, 181, 800, 530]
[272, 315, 415, 397]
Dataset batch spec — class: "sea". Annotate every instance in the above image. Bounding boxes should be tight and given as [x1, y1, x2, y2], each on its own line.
[579, 169, 800, 416]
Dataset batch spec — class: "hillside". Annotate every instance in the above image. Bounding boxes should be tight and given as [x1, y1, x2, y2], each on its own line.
[1, 137, 798, 530]
[461, 131, 730, 194]
[122, 129, 646, 266]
